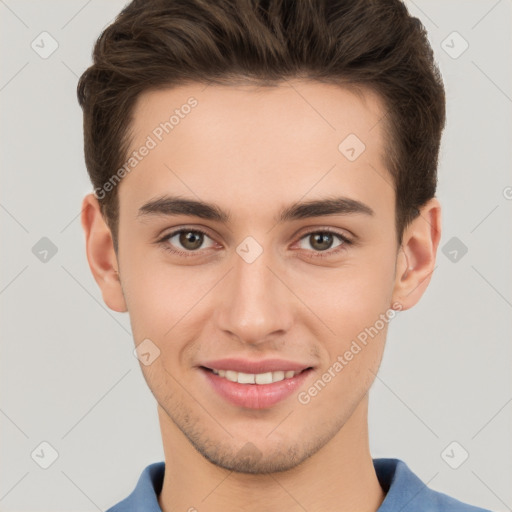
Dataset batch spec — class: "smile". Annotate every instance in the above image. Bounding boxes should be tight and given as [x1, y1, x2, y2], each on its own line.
[200, 362, 313, 409]
[210, 368, 302, 384]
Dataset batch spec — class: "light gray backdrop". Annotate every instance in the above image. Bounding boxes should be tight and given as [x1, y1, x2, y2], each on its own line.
[1, 1, 511, 511]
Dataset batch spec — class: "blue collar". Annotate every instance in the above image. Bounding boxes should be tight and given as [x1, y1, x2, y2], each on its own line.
[107, 458, 491, 511]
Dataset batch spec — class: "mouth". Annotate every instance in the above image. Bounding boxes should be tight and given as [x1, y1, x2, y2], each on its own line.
[199, 360, 314, 409]
[203, 367, 306, 384]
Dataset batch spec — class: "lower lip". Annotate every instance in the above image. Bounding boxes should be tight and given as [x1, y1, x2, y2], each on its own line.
[201, 368, 312, 409]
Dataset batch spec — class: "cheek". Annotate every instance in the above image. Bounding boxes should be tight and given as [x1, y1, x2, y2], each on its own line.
[296, 277, 394, 411]
[124, 278, 181, 344]
[120, 253, 218, 350]
[293, 249, 396, 342]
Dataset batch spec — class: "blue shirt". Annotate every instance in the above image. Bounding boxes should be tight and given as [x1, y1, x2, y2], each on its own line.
[106, 458, 492, 511]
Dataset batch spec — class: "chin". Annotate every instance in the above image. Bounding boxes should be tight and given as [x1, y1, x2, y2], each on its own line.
[197, 440, 309, 474]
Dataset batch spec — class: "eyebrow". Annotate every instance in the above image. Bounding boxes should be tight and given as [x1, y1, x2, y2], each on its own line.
[137, 195, 374, 223]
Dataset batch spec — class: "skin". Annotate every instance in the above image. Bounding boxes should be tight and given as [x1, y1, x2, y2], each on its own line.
[81, 80, 441, 512]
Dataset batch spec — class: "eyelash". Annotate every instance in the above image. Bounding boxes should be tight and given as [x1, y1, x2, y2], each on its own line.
[156, 227, 353, 259]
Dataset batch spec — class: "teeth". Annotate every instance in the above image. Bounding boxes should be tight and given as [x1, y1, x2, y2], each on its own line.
[255, 372, 273, 384]
[272, 370, 285, 381]
[225, 370, 238, 382]
[237, 372, 255, 384]
[211, 368, 302, 384]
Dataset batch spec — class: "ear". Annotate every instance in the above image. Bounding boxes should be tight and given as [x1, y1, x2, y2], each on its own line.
[391, 198, 442, 311]
[81, 193, 127, 313]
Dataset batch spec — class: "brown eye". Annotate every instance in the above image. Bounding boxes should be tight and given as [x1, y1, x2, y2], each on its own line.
[160, 229, 216, 254]
[296, 230, 350, 257]
[178, 230, 204, 250]
[299, 232, 343, 252]
[308, 233, 335, 251]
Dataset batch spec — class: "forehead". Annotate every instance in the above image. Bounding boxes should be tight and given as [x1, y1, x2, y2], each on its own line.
[119, 80, 393, 223]
[130, 80, 387, 153]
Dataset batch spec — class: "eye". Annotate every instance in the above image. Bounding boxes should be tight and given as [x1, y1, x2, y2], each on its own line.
[158, 228, 216, 256]
[156, 227, 353, 259]
[296, 229, 352, 258]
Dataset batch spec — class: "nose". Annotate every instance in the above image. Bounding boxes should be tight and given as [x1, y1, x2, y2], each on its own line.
[214, 245, 294, 346]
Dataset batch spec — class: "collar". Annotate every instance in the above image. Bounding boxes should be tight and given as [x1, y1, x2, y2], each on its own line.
[107, 458, 490, 511]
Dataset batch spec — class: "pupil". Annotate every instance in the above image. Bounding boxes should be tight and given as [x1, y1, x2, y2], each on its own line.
[180, 231, 203, 250]
[311, 233, 332, 251]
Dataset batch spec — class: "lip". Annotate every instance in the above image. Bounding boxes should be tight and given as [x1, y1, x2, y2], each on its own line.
[200, 365, 313, 409]
[201, 358, 311, 374]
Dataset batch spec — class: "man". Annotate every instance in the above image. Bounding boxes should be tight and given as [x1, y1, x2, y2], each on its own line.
[78, 0, 492, 510]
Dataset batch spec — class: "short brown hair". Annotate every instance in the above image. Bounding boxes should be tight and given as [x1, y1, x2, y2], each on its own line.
[77, 0, 445, 250]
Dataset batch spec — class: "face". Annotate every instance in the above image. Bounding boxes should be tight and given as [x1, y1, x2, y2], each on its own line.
[109, 81, 403, 472]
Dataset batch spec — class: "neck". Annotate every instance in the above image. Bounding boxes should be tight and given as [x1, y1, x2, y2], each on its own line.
[157, 395, 384, 512]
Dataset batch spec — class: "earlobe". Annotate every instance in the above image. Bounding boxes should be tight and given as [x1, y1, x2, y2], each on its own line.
[81, 193, 127, 313]
[392, 198, 442, 310]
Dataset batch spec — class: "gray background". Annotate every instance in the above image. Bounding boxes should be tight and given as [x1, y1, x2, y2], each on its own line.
[1, 1, 511, 511]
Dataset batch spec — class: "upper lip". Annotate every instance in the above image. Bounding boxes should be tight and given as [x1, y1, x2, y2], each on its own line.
[201, 358, 313, 374]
